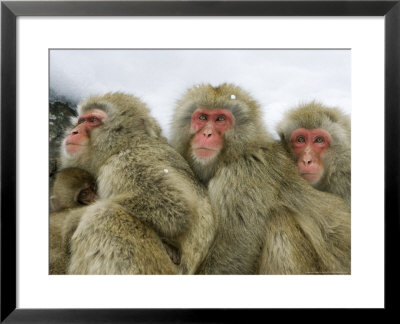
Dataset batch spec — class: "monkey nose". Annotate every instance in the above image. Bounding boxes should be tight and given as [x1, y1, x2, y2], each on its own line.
[302, 158, 313, 166]
[302, 155, 313, 166]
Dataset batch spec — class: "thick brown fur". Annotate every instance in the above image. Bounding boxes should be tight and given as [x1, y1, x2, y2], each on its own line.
[60, 92, 214, 274]
[277, 101, 351, 206]
[170, 84, 351, 274]
[49, 168, 97, 274]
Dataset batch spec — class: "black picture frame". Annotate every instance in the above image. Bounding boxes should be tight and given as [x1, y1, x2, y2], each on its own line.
[1, 0, 399, 322]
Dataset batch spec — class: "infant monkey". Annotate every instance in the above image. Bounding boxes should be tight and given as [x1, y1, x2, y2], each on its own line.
[50, 167, 180, 271]
[49, 167, 97, 274]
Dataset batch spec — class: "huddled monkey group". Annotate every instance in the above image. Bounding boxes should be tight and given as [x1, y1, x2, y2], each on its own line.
[49, 84, 351, 275]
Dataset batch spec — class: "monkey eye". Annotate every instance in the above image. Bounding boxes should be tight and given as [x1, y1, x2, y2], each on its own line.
[199, 114, 207, 121]
[216, 115, 226, 121]
[88, 116, 101, 123]
[296, 136, 306, 143]
[314, 136, 324, 143]
[79, 189, 89, 198]
[77, 118, 85, 125]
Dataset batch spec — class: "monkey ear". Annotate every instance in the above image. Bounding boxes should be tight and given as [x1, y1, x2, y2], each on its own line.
[141, 117, 162, 138]
[50, 195, 61, 212]
[277, 130, 285, 141]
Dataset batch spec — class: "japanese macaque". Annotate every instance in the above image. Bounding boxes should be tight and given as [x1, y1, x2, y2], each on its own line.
[50, 167, 97, 213]
[277, 102, 351, 206]
[170, 83, 351, 274]
[49, 168, 97, 274]
[59, 92, 214, 274]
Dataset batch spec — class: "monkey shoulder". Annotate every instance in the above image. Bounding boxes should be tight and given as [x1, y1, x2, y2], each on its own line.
[209, 147, 284, 212]
[142, 141, 205, 187]
[98, 143, 203, 198]
[100, 143, 170, 173]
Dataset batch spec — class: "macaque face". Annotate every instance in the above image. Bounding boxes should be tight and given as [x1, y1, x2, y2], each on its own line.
[290, 128, 331, 185]
[190, 108, 234, 162]
[64, 109, 107, 155]
[76, 183, 98, 205]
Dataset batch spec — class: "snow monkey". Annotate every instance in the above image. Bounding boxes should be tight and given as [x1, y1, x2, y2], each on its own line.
[170, 83, 351, 274]
[50, 167, 97, 213]
[59, 92, 214, 274]
[49, 167, 97, 274]
[277, 102, 351, 207]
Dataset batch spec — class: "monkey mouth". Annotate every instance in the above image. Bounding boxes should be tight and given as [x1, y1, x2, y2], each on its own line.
[300, 172, 321, 184]
[66, 143, 85, 146]
[65, 143, 87, 149]
[194, 147, 218, 152]
[192, 147, 219, 161]
[65, 140, 88, 147]
[64, 142, 89, 154]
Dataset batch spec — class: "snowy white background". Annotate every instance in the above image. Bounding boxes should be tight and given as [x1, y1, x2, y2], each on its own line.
[50, 49, 351, 139]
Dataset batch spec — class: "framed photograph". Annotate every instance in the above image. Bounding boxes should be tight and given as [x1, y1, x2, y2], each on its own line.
[1, 0, 399, 322]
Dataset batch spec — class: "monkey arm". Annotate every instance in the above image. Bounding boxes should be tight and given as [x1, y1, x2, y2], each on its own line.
[322, 169, 351, 208]
[259, 144, 351, 273]
[317, 147, 351, 207]
[93, 146, 216, 274]
[49, 206, 89, 274]
[320, 172, 351, 208]
[61, 206, 88, 249]
[258, 206, 327, 274]
[96, 150, 198, 238]
[68, 201, 177, 274]
[109, 185, 214, 275]
[98, 151, 207, 240]
[111, 192, 189, 238]
[292, 190, 351, 273]
[276, 160, 351, 272]
[50, 211, 70, 274]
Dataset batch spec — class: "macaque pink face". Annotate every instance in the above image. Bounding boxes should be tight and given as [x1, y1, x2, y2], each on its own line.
[290, 128, 331, 185]
[190, 108, 234, 161]
[64, 109, 107, 155]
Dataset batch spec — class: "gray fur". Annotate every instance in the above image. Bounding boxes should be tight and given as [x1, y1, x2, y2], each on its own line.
[170, 84, 351, 274]
[60, 92, 215, 274]
[277, 101, 351, 206]
[49, 168, 96, 275]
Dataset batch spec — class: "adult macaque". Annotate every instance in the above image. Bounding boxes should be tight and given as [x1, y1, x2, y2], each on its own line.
[60, 92, 214, 274]
[277, 102, 351, 206]
[170, 83, 350, 274]
[49, 168, 97, 274]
